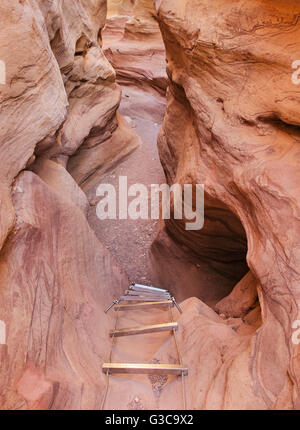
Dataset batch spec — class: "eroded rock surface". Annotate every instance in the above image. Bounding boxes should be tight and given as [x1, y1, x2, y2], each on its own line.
[0, 170, 128, 410]
[1, 0, 300, 411]
[0, 0, 134, 409]
[150, 0, 300, 409]
[104, 0, 167, 122]
[0, 0, 140, 191]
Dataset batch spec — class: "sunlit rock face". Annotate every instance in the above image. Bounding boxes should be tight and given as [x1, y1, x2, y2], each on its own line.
[124, 0, 161, 39]
[104, 0, 167, 123]
[107, 0, 135, 18]
[0, 0, 139, 193]
[105, 0, 167, 90]
[151, 0, 300, 408]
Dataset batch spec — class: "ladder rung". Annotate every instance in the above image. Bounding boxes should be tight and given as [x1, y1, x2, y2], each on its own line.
[115, 300, 174, 311]
[110, 322, 178, 337]
[102, 362, 188, 375]
[120, 296, 171, 302]
[126, 289, 170, 296]
[130, 284, 168, 293]
[125, 290, 171, 299]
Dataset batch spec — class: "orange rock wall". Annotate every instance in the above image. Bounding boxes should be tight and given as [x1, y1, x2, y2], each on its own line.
[151, 0, 300, 408]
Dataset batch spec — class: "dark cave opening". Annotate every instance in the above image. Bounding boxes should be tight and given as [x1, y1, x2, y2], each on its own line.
[150, 191, 250, 308]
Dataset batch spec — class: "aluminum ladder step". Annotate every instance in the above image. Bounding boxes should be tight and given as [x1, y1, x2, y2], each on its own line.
[115, 300, 174, 311]
[129, 284, 168, 293]
[110, 322, 178, 337]
[102, 362, 188, 376]
[120, 295, 172, 302]
[125, 290, 171, 299]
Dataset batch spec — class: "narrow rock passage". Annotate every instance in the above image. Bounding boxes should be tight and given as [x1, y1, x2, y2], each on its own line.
[82, 9, 187, 409]
[84, 87, 166, 285]
[83, 11, 184, 410]
[84, 10, 167, 285]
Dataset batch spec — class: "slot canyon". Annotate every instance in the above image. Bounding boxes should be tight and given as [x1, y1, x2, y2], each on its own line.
[0, 0, 300, 411]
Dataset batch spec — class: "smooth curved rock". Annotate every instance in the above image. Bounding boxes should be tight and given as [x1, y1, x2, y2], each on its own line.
[104, 0, 167, 97]
[215, 271, 258, 318]
[125, 0, 160, 39]
[0, 0, 137, 410]
[0, 171, 128, 410]
[107, 0, 135, 18]
[0, 0, 140, 190]
[67, 113, 142, 187]
[151, 0, 300, 409]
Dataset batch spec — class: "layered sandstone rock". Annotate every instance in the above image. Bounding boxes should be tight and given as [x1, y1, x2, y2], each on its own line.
[104, 0, 167, 123]
[151, 0, 300, 408]
[0, 0, 140, 192]
[1, 0, 300, 411]
[107, 0, 135, 18]
[125, 0, 159, 38]
[0, 0, 134, 409]
[0, 169, 128, 410]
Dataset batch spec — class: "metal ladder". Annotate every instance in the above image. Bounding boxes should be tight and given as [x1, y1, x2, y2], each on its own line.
[101, 283, 188, 409]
